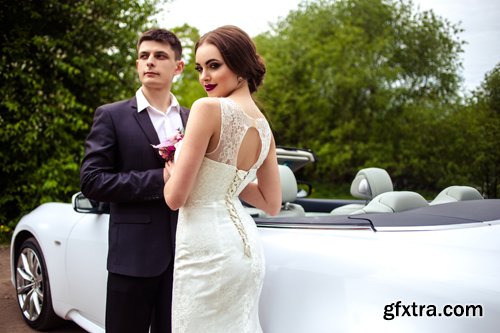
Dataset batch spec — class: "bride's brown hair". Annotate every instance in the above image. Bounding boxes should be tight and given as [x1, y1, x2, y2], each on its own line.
[195, 25, 266, 94]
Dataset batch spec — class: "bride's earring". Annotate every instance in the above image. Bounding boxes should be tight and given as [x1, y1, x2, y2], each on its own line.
[237, 77, 244, 82]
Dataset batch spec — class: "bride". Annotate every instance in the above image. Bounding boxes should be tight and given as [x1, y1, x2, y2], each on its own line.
[163, 25, 281, 332]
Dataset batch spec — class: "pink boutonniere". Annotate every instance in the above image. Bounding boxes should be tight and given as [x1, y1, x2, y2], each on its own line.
[152, 128, 184, 162]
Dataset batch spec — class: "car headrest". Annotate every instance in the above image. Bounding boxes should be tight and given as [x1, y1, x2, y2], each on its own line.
[279, 165, 298, 203]
[350, 167, 393, 200]
[353, 191, 428, 214]
[430, 186, 483, 205]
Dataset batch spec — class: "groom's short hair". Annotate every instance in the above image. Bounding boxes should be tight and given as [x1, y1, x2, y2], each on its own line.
[137, 28, 183, 60]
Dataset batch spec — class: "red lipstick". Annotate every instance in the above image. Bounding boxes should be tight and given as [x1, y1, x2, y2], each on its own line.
[204, 84, 216, 92]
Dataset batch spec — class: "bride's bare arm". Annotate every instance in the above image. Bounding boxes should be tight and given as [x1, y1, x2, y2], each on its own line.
[164, 98, 218, 210]
[239, 136, 281, 216]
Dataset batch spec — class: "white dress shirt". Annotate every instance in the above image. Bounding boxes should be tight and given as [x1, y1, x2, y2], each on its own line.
[136, 88, 183, 144]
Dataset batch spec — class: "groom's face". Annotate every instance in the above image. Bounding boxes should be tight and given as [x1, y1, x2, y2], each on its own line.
[136, 41, 184, 90]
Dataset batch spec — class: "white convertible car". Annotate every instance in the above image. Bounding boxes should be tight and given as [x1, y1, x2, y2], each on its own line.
[10, 147, 500, 333]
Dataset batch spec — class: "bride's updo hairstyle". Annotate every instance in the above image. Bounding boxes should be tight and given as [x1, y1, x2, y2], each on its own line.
[195, 25, 266, 94]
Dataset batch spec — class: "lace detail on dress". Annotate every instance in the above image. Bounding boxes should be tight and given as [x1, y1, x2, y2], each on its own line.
[172, 97, 270, 333]
[218, 102, 246, 166]
[206, 98, 271, 169]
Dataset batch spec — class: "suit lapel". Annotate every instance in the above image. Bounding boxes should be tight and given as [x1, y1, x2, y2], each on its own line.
[131, 98, 165, 164]
[134, 100, 189, 141]
[132, 99, 161, 145]
[132, 98, 190, 164]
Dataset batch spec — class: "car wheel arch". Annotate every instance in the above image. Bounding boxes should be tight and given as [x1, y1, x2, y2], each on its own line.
[14, 236, 65, 330]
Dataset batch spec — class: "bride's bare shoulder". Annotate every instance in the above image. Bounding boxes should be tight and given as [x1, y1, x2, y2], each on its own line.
[191, 97, 222, 111]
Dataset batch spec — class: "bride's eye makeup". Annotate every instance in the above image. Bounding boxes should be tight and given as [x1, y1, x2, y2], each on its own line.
[195, 59, 223, 74]
[208, 62, 221, 70]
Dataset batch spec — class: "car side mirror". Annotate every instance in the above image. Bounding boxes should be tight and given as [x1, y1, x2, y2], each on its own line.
[72, 192, 110, 214]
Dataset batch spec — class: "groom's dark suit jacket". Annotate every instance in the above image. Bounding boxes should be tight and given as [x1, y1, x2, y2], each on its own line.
[80, 97, 189, 277]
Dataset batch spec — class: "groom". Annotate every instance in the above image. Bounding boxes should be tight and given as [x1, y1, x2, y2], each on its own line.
[80, 29, 189, 333]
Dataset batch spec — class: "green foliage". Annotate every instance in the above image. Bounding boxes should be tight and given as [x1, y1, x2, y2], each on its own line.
[0, 0, 168, 241]
[1, 0, 498, 244]
[464, 64, 500, 197]
[171, 24, 206, 107]
[255, 0, 471, 193]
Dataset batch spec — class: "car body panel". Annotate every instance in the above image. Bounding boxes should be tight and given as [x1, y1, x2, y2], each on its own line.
[65, 213, 108, 328]
[11, 197, 500, 333]
[259, 221, 500, 333]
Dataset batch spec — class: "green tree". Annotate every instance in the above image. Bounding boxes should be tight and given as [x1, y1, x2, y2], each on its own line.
[171, 24, 205, 108]
[0, 0, 168, 241]
[393, 64, 500, 198]
[464, 64, 500, 197]
[255, 0, 464, 191]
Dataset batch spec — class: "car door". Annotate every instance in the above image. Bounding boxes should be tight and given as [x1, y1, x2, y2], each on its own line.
[65, 213, 109, 327]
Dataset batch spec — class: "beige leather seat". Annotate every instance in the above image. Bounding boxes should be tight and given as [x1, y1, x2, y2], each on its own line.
[350, 191, 429, 214]
[275, 165, 305, 216]
[331, 167, 393, 215]
[430, 186, 483, 205]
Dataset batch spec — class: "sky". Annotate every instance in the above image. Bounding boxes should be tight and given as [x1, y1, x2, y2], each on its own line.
[160, 0, 500, 92]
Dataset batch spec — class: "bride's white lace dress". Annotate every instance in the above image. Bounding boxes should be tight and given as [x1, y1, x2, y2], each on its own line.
[172, 98, 271, 333]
